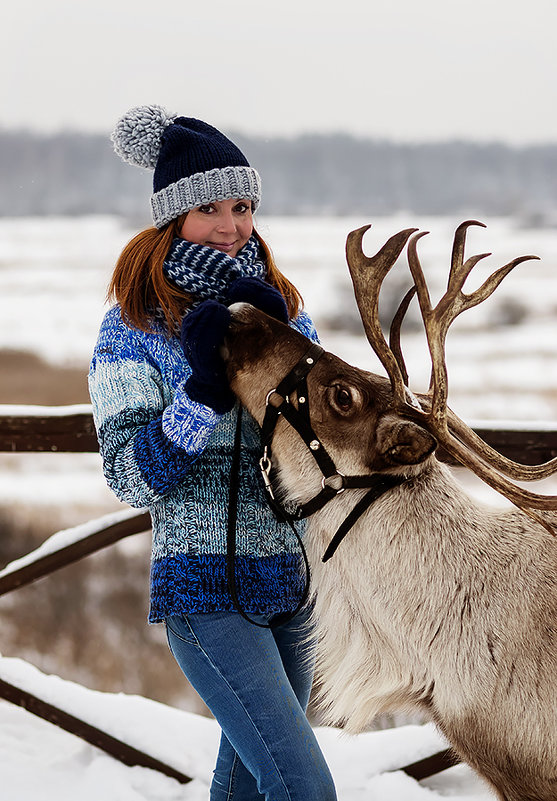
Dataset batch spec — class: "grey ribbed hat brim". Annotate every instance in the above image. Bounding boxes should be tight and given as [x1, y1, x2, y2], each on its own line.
[151, 166, 261, 228]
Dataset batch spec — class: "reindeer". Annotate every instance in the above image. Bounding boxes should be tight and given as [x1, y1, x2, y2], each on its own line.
[223, 221, 557, 801]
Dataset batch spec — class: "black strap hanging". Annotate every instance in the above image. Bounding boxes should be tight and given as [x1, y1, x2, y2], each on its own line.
[321, 474, 408, 562]
[226, 405, 311, 629]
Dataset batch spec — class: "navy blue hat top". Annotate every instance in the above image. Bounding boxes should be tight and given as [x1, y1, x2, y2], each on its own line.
[111, 105, 261, 228]
[154, 116, 250, 193]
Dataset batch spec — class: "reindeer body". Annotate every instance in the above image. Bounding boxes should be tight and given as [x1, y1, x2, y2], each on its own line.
[304, 465, 557, 801]
[224, 301, 557, 801]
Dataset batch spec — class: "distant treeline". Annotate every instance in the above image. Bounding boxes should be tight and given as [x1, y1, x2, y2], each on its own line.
[2, 128, 557, 220]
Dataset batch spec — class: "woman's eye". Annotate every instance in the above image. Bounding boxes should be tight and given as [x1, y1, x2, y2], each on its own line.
[198, 205, 214, 214]
[234, 202, 250, 213]
[334, 385, 353, 411]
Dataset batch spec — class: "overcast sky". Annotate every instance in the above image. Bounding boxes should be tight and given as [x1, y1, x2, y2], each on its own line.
[2, 0, 556, 144]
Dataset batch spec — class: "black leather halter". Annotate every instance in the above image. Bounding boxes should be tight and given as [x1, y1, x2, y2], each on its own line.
[258, 343, 410, 562]
[226, 342, 410, 629]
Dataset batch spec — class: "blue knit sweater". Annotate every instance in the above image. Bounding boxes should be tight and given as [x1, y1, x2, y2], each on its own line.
[89, 305, 319, 622]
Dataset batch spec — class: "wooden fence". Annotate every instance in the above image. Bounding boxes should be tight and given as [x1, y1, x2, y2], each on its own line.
[1, 404, 556, 785]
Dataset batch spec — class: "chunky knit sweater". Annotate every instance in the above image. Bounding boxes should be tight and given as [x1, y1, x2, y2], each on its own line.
[89, 304, 319, 622]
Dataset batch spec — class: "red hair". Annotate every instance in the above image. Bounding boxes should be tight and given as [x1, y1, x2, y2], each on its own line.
[108, 217, 303, 332]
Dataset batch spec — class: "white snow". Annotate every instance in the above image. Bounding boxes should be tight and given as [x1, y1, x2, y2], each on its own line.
[0, 656, 494, 800]
[0, 403, 93, 417]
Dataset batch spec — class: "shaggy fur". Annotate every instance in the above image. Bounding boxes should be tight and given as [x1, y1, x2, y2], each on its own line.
[224, 303, 557, 801]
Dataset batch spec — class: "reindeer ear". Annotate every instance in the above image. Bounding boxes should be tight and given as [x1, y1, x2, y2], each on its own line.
[373, 417, 437, 468]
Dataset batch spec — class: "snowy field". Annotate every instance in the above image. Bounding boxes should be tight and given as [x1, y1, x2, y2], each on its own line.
[1, 213, 556, 418]
[0, 656, 494, 800]
[0, 214, 555, 799]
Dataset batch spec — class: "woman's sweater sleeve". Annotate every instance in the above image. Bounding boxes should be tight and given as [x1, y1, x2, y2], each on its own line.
[292, 309, 320, 344]
[88, 308, 220, 508]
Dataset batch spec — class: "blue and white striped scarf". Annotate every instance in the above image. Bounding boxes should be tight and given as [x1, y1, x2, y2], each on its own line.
[163, 235, 266, 303]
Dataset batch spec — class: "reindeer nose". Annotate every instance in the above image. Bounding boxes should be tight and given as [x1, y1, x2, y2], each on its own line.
[223, 303, 269, 366]
[226, 302, 258, 333]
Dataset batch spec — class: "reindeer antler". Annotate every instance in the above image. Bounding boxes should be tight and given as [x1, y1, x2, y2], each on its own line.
[345, 225, 418, 404]
[346, 222, 557, 523]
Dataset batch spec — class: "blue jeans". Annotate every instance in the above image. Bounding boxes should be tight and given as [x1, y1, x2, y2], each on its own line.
[165, 609, 337, 801]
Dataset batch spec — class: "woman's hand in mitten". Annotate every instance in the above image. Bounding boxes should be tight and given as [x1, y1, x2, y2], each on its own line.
[227, 277, 289, 324]
[180, 300, 235, 414]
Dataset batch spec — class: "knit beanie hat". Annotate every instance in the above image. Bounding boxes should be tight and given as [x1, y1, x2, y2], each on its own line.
[111, 105, 262, 228]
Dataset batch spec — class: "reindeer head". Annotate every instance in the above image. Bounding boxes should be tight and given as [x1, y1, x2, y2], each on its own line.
[224, 222, 557, 530]
[224, 302, 437, 503]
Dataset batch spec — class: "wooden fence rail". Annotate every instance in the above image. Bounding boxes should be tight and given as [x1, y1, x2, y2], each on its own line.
[0, 678, 193, 785]
[2, 405, 557, 462]
[0, 405, 555, 785]
[0, 509, 151, 597]
[0, 405, 98, 452]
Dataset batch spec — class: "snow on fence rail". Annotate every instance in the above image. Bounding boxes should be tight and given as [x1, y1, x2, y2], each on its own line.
[0, 404, 555, 785]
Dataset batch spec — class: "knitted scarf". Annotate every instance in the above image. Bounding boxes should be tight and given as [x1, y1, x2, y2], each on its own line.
[163, 235, 266, 303]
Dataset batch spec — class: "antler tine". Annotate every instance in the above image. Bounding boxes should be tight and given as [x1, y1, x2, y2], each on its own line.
[447, 220, 539, 321]
[389, 286, 417, 387]
[406, 230, 449, 423]
[445, 408, 557, 481]
[346, 225, 418, 405]
[464, 254, 540, 312]
[448, 220, 487, 289]
[434, 425, 557, 515]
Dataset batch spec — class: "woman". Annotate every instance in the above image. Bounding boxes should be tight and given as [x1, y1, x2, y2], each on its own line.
[89, 105, 337, 801]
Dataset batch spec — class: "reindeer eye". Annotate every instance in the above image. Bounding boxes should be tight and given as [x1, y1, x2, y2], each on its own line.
[333, 384, 353, 412]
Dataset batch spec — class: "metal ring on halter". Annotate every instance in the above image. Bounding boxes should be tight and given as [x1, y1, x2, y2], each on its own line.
[321, 473, 346, 493]
[265, 388, 289, 407]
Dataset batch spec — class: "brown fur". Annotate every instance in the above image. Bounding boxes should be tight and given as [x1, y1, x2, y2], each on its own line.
[224, 303, 557, 801]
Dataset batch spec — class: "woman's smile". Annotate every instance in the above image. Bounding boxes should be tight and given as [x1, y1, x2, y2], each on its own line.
[207, 240, 240, 253]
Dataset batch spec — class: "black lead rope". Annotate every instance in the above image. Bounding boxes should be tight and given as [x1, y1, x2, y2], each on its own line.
[226, 405, 312, 629]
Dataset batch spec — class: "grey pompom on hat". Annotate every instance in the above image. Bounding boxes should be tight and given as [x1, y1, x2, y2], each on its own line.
[111, 105, 176, 169]
[111, 105, 262, 227]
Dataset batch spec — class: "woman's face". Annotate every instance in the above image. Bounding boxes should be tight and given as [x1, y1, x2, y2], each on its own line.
[179, 198, 254, 257]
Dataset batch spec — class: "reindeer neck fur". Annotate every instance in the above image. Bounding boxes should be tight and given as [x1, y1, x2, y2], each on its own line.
[277, 442, 557, 765]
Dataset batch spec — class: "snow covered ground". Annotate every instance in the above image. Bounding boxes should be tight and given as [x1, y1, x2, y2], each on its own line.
[0, 656, 494, 800]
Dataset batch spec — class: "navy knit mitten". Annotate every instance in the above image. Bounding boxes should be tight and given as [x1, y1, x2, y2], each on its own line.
[227, 277, 289, 324]
[180, 300, 235, 414]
